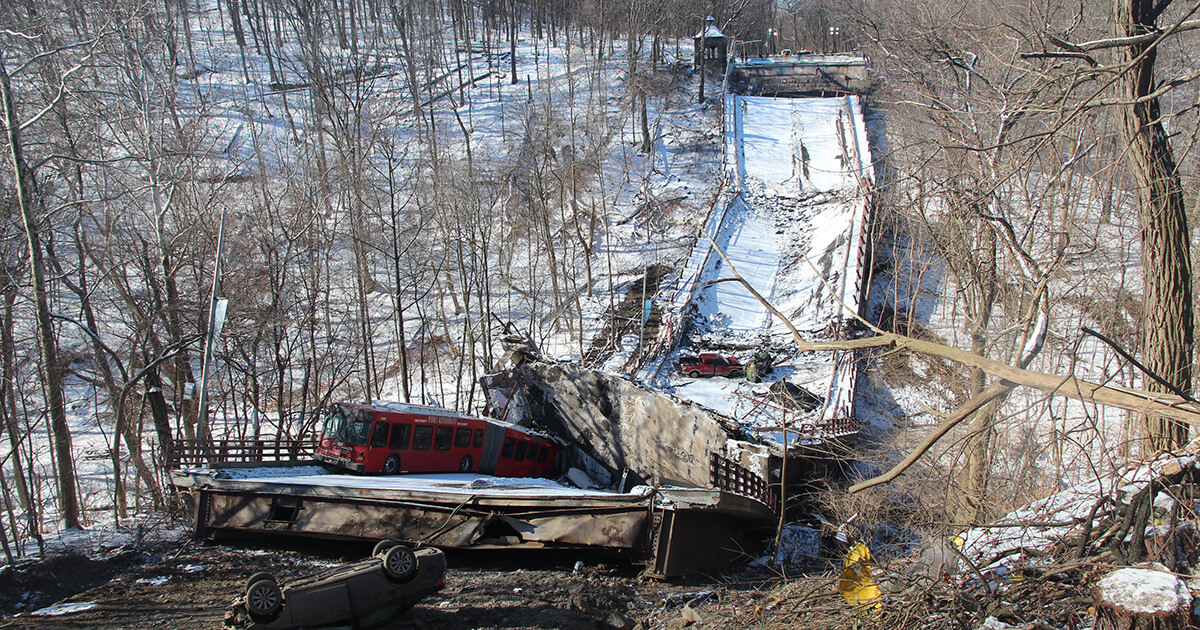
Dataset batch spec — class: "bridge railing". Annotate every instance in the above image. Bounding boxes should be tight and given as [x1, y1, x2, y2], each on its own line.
[166, 438, 316, 469]
[710, 452, 777, 511]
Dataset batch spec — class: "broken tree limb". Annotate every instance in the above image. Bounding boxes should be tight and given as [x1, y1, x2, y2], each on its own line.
[878, 335, 1200, 427]
[778, 325, 1200, 427]
[848, 381, 1015, 493]
[1083, 326, 1196, 404]
[886, 333, 1200, 427]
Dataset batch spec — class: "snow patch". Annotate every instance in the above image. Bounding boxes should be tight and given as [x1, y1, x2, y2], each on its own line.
[135, 576, 170, 586]
[976, 617, 1023, 630]
[1096, 564, 1190, 615]
[30, 602, 99, 616]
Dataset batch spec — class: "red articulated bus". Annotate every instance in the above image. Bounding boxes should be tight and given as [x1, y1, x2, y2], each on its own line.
[315, 401, 558, 477]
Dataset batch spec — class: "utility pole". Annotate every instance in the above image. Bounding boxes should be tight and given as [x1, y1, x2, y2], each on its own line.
[196, 207, 229, 447]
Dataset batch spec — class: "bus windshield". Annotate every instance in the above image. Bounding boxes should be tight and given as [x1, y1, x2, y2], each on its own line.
[322, 405, 372, 446]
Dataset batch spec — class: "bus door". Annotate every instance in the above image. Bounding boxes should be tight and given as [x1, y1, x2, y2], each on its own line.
[364, 414, 391, 472]
[478, 422, 506, 474]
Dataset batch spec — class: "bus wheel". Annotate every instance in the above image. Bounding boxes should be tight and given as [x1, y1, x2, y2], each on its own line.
[458, 455, 473, 472]
[382, 454, 401, 474]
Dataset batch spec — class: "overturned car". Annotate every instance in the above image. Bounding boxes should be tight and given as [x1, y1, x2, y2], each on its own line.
[225, 542, 446, 629]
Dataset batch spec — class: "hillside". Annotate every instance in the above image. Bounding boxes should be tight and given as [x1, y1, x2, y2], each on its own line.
[0, 0, 731, 538]
[3, 0, 1200, 628]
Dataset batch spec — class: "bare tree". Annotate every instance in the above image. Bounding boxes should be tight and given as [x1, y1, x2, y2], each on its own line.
[0, 50, 81, 528]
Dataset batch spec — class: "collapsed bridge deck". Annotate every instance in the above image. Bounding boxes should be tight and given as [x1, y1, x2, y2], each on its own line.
[172, 460, 776, 578]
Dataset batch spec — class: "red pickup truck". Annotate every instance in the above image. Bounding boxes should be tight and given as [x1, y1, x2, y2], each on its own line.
[678, 353, 744, 378]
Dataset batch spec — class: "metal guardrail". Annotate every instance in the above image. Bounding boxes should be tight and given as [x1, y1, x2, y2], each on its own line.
[811, 95, 874, 439]
[167, 438, 316, 469]
[710, 452, 777, 511]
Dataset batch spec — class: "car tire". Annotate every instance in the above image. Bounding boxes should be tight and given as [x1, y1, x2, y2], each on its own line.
[246, 571, 276, 587]
[382, 453, 401, 475]
[245, 579, 283, 623]
[729, 370, 743, 378]
[458, 455, 473, 472]
[381, 545, 419, 583]
[688, 370, 701, 378]
[373, 539, 400, 557]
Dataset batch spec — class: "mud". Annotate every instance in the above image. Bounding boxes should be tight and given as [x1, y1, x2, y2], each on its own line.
[0, 540, 806, 630]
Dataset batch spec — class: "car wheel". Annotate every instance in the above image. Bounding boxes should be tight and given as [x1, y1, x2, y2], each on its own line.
[245, 579, 283, 623]
[382, 453, 401, 474]
[688, 370, 701, 378]
[373, 539, 400, 557]
[730, 370, 743, 378]
[458, 455, 473, 472]
[381, 545, 418, 582]
[246, 571, 276, 587]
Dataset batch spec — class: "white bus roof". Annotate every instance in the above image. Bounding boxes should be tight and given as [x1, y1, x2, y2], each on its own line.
[353, 400, 553, 440]
[369, 400, 471, 417]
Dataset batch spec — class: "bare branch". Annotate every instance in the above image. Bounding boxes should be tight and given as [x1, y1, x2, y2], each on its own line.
[1018, 51, 1098, 67]
[849, 382, 1015, 493]
[1052, 18, 1200, 52]
[704, 218, 1200, 492]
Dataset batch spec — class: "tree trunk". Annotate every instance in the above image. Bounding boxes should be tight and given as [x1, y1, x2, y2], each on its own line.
[1113, 0, 1193, 451]
[0, 55, 81, 529]
[0, 287, 31, 512]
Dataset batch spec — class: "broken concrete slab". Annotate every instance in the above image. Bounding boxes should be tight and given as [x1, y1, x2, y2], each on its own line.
[508, 361, 771, 489]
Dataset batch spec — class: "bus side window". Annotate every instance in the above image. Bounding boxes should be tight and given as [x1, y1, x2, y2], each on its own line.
[412, 426, 433, 450]
[538, 445, 549, 463]
[513, 440, 529, 462]
[389, 424, 411, 450]
[434, 426, 454, 451]
[370, 422, 390, 448]
[500, 436, 516, 459]
[454, 427, 472, 448]
[472, 429, 484, 448]
[527, 443, 540, 463]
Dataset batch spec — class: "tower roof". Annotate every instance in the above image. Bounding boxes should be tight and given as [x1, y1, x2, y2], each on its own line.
[695, 16, 725, 40]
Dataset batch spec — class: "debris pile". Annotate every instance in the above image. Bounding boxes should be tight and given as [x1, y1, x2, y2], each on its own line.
[724, 447, 1200, 629]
